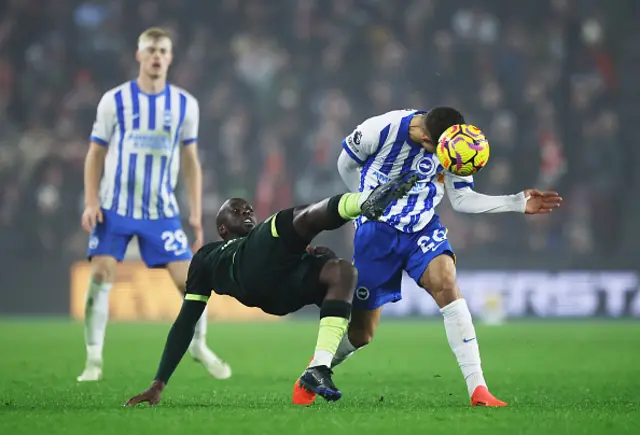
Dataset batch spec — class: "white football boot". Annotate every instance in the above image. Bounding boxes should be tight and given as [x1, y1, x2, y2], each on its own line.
[77, 345, 103, 382]
[189, 343, 232, 380]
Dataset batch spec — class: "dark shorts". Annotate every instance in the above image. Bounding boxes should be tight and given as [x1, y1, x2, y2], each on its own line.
[230, 208, 331, 316]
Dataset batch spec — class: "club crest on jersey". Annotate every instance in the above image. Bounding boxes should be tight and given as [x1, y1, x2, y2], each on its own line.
[416, 156, 437, 178]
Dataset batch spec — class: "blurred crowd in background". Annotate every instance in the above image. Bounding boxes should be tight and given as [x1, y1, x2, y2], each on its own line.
[1, 0, 638, 277]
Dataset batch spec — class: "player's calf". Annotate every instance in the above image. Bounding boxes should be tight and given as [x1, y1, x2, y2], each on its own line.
[78, 255, 117, 382]
[329, 308, 379, 370]
[420, 254, 460, 308]
[310, 259, 356, 369]
[420, 254, 507, 406]
[296, 260, 355, 403]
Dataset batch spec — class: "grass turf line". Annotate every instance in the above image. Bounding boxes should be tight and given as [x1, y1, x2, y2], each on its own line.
[0, 320, 639, 435]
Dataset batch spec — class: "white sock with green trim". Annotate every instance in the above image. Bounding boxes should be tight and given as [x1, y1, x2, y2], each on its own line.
[84, 278, 112, 363]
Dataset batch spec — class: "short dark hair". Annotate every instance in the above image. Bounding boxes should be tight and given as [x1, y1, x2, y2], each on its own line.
[424, 107, 465, 143]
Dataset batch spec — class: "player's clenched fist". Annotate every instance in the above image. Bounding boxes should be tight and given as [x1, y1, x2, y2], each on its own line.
[125, 381, 165, 407]
[81, 204, 103, 233]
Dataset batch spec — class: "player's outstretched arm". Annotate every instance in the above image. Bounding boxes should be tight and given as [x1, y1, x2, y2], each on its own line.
[125, 298, 206, 407]
[444, 174, 562, 214]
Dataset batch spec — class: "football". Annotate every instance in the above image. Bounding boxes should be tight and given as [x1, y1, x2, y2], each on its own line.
[436, 124, 490, 176]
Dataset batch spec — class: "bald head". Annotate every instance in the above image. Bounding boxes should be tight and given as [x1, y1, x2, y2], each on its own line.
[216, 198, 257, 240]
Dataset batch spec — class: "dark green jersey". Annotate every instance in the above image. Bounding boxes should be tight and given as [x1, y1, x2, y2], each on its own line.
[186, 212, 330, 313]
[192, 238, 246, 300]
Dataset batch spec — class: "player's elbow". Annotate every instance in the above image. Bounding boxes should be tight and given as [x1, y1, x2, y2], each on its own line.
[182, 151, 201, 171]
[87, 142, 108, 160]
[181, 156, 202, 182]
[448, 194, 466, 212]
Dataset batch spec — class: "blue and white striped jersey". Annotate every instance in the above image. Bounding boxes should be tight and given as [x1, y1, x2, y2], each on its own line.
[342, 109, 474, 233]
[90, 80, 199, 220]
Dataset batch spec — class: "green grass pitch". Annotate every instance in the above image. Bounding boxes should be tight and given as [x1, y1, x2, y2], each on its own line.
[1, 319, 639, 435]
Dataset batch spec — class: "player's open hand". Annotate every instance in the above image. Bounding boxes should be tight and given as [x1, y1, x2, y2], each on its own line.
[81, 204, 103, 233]
[125, 381, 165, 407]
[523, 189, 563, 214]
[189, 216, 204, 253]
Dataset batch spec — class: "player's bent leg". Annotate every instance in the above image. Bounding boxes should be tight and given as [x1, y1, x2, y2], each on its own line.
[419, 254, 507, 407]
[296, 308, 380, 403]
[78, 255, 117, 382]
[165, 260, 231, 380]
[291, 172, 419, 243]
[296, 259, 356, 403]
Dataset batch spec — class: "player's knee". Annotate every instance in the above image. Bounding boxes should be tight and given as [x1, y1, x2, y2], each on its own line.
[429, 273, 459, 306]
[91, 258, 116, 284]
[320, 259, 358, 300]
[291, 206, 316, 239]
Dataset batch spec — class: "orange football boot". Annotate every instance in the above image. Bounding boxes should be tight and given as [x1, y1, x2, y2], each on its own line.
[292, 357, 317, 405]
[470, 386, 508, 407]
[292, 378, 318, 405]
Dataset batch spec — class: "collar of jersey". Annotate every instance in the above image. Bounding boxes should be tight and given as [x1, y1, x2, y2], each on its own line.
[131, 79, 169, 97]
[405, 110, 428, 148]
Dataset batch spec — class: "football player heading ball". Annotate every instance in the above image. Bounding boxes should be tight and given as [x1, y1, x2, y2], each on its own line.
[292, 107, 562, 407]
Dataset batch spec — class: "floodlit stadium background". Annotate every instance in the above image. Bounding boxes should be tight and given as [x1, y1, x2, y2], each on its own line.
[0, 0, 638, 320]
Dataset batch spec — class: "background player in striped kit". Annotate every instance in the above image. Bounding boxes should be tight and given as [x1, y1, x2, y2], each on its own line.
[292, 108, 561, 406]
[78, 27, 230, 382]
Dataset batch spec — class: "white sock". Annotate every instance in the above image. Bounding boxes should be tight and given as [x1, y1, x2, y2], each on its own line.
[83, 278, 113, 363]
[191, 306, 208, 347]
[331, 333, 357, 368]
[440, 298, 486, 397]
[309, 350, 334, 368]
